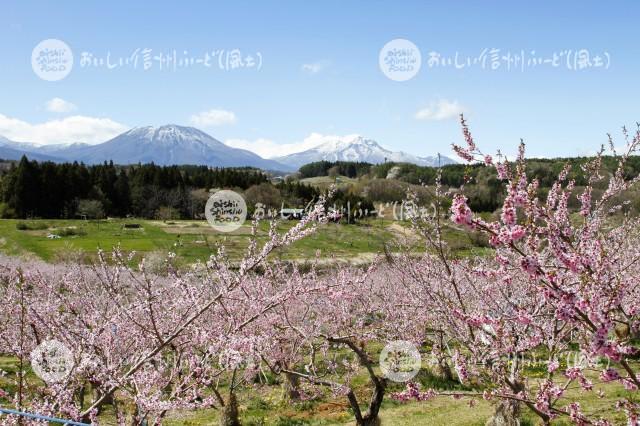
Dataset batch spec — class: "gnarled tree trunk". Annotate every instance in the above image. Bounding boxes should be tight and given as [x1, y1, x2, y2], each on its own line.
[283, 371, 302, 401]
[485, 398, 520, 426]
[219, 390, 240, 426]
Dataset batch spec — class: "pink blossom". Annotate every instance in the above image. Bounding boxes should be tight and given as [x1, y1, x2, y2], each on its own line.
[450, 194, 474, 227]
[520, 256, 539, 276]
[600, 368, 620, 382]
[496, 162, 509, 179]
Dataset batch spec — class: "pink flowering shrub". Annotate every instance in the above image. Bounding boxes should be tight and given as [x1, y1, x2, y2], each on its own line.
[0, 198, 338, 425]
[390, 116, 640, 424]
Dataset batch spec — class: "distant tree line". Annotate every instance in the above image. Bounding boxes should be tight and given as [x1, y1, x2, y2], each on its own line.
[299, 160, 373, 178]
[0, 157, 272, 219]
[375, 156, 640, 185]
[300, 156, 640, 213]
[3, 154, 640, 220]
[303, 156, 640, 186]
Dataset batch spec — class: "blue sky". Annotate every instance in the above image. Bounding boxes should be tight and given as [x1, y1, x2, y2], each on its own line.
[1, 1, 639, 158]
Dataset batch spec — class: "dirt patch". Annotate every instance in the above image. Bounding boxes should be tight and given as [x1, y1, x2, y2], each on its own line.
[386, 223, 421, 245]
[155, 221, 255, 236]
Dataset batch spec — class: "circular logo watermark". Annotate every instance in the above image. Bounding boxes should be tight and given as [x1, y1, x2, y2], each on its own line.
[378, 39, 421, 82]
[31, 39, 74, 81]
[218, 349, 256, 370]
[205, 190, 247, 232]
[379, 340, 421, 382]
[30, 339, 74, 383]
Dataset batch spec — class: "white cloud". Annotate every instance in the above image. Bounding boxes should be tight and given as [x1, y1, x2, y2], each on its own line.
[0, 113, 128, 145]
[45, 97, 76, 113]
[225, 132, 361, 158]
[225, 137, 323, 158]
[225, 138, 283, 158]
[301, 61, 329, 74]
[189, 109, 237, 127]
[415, 99, 465, 121]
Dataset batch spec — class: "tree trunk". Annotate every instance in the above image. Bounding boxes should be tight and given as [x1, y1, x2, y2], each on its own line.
[130, 404, 148, 426]
[219, 391, 241, 426]
[485, 398, 520, 426]
[328, 337, 386, 426]
[360, 417, 382, 426]
[435, 358, 454, 382]
[359, 379, 385, 426]
[433, 332, 454, 382]
[81, 382, 114, 423]
[283, 371, 302, 401]
[347, 375, 386, 426]
[77, 385, 85, 410]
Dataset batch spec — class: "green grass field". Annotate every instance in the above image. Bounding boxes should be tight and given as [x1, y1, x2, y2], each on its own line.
[0, 217, 490, 267]
[1, 352, 633, 426]
[0, 218, 396, 264]
[167, 383, 633, 426]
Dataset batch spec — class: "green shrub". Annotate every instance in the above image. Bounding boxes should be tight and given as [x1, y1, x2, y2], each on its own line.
[16, 222, 49, 231]
[273, 417, 309, 426]
[55, 227, 87, 237]
[414, 368, 473, 391]
[292, 400, 317, 412]
[0, 203, 15, 219]
[246, 396, 271, 411]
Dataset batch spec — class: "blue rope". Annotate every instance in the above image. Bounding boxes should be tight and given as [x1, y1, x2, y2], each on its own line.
[0, 407, 91, 425]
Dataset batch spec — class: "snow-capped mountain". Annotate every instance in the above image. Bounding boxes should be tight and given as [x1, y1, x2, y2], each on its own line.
[0, 135, 41, 152]
[37, 142, 91, 153]
[273, 135, 455, 168]
[54, 125, 291, 169]
[0, 129, 451, 171]
[0, 136, 65, 162]
[0, 126, 291, 170]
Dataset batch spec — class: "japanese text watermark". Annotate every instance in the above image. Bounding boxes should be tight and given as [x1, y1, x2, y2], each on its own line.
[425, 48, 610, 72]
[32, 39, 263, 81]
[79, 48, 262, 72]
[379, 38, 611, 82]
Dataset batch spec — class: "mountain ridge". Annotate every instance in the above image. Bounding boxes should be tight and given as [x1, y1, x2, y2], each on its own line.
[0, 127, 452, 171]
[273, 135, 455, 168]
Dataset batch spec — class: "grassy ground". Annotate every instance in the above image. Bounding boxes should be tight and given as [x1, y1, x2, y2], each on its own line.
[299, 176, 358, 191]
[160, 368, 633, 426]
[0, 217, 489, 266]
[0, 218, 395, 264]
[1, 353, 633, 426]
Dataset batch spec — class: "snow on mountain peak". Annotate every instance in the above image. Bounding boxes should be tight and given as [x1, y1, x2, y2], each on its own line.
[275, 134, 455, 168]
[312, 135, 385, 154]
[0, 125, 453, 171]
[122, 125, 218, 148]
[22, 124, 291, 170]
